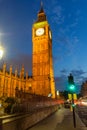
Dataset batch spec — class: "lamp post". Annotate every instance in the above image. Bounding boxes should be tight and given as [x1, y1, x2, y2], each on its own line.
[69, 84, 76, 128]
[0, 45, 4, 97]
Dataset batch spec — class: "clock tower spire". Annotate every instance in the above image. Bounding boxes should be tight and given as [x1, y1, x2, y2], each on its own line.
[36, 2, 47, 22]
[40, 0, 44, 12]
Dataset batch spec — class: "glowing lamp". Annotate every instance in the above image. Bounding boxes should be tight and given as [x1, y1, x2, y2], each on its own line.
[0, 46, 4, 59]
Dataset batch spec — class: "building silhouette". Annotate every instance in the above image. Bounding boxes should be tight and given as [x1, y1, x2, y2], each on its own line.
[81, 81, 87, 97]
[0, 3, 56, 99]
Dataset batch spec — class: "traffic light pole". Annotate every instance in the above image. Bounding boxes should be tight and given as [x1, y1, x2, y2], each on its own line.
[72, 94, 76, 128]
[68, 73, 76, 128]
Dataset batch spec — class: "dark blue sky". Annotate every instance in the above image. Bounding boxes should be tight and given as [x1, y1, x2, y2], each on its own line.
[0, 0, 87, 93]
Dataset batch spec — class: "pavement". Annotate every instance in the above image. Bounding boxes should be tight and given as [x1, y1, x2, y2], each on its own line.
[29, 107, 87, 130]
[55, 107, 87, 130]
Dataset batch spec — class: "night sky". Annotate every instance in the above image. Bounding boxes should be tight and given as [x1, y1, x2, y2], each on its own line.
[0, 0, 87, 93]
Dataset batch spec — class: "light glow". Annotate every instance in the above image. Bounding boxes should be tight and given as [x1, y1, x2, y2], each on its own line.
[57, 90, 59, 96]
[69, 84, 75, 90]
[0, 46, 4, 59]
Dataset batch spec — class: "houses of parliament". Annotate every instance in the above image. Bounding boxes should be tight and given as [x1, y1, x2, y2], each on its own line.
[0, 4, 56, 99]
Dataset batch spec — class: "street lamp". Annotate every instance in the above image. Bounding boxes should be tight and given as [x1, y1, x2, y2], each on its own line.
[56, 90, 59, 99]
[0, 46, 4, 59]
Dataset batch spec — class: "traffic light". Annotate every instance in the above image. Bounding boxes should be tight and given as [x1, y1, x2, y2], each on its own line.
[68, 73, 74, 84]
[68, 73, 75, 93]
[69, 84, 75, 92]
[68, 74, 76, 128]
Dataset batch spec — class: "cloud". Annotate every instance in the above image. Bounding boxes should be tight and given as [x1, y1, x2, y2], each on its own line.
[53, 33, 79, 62]
[45, 0, 64, 24]
[55, 74, 68, 91]
[71, 69, 86, 76]
[45, 0, 80, 60]
[54, 68, 87, 93]
[53, 25, 79, 61]
[51, 5, 65, 24]
[71, 69, 87, 83]
[60, 69, 68, 74]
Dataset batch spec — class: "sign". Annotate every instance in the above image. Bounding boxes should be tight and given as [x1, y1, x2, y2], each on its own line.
[68, 93, 77, 100]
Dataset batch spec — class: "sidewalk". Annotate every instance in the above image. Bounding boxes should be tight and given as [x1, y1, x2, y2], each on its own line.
[55, 108, 87, 130]
[29, 107, 87, 130]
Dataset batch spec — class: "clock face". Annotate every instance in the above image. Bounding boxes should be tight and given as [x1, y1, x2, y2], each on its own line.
[36, 28, 44, 36]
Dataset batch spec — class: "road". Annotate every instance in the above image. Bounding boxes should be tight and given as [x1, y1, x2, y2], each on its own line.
[28, 108, 70, 130]
[76, 105, 87, 126]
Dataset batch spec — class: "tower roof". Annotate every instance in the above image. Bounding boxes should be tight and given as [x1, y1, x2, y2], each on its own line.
[36, 2, 47, 22]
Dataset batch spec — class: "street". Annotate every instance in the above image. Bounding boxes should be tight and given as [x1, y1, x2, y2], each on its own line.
[76, 105, 87, 126]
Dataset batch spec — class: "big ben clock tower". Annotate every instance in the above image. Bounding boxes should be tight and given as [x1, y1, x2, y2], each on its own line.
[32, 3, 55, 98]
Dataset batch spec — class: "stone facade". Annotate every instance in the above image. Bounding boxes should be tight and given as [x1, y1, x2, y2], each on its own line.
[32, 5, 55, 98]
[0, 64, 32, 98]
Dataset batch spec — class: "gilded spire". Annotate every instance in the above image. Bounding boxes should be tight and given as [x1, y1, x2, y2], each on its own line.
[41, 0, 43, 7]
[39, 1, 44, 13]
[37, 1, 47, 22]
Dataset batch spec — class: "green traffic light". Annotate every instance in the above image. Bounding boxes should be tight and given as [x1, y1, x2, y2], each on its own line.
[69, 85, 75, 90]
[68, 84, 76, 93]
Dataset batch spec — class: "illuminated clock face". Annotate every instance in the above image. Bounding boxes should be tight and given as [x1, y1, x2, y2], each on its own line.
[36, 28, 44, 36]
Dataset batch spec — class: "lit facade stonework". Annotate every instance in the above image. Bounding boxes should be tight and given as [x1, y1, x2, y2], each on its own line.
[0, 5, 56, 99]
[32, 6, 55, 98]
[0, 64, 32, 98]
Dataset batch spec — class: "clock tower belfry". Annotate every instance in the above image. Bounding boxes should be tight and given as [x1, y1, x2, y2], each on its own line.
[32, 3, 55, 98]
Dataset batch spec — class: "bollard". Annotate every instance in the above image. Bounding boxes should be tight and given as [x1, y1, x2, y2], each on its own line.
[70, 105, 73, 111]
[0, 119, 2, 130]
